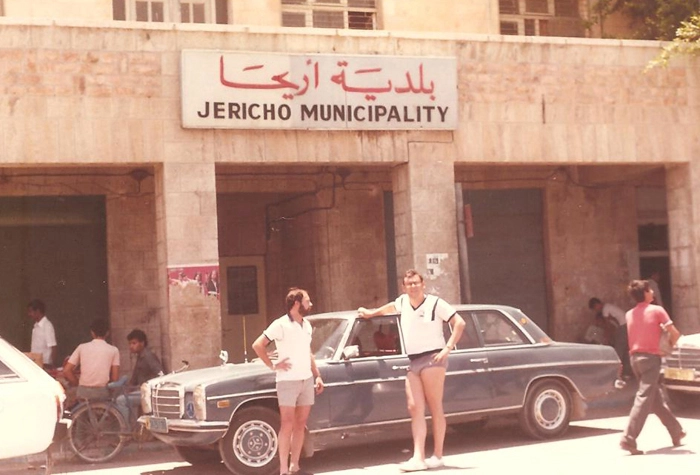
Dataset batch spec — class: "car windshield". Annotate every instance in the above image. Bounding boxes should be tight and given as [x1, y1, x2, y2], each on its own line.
[310, 318, 349, 360]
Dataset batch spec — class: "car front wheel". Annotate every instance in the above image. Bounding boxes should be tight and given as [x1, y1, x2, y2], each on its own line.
[519, 379, 571, 439]
[219, 406, 280, 475]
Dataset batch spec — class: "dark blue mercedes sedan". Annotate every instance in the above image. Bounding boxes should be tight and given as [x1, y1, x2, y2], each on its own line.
[139, 305, 620, 475]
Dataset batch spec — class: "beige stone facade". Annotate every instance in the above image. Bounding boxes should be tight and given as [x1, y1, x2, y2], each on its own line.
[0, 16, 697, 373]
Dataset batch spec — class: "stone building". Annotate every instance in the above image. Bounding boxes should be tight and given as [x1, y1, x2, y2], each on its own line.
[0, 1, 697, 373]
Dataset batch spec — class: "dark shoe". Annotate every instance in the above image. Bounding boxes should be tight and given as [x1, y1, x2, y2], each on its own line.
[620, 439, 643, 455]
[672, 430, 687, 447]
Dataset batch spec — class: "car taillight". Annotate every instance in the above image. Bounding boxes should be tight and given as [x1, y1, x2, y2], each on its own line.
[54, 380, 66, 421]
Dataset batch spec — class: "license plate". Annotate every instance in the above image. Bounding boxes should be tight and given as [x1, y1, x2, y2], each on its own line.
[145, 416, 168, 434]
[665, 368, 695, 381]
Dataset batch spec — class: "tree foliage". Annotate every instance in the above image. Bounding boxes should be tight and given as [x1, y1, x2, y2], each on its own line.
[647, 14, 700, 69]
[593, 0, 696, 40]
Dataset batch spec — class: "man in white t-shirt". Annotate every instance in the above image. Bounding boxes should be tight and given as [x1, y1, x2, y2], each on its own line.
[64, 318, 120, 400]
[359, 269, 465, 472]
[588, 297, 631, 378]
[252, 288, 324, 475]
[27, 299, 58, 368]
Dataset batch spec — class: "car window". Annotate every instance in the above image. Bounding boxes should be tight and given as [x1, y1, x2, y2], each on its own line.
[473, 311, 528, 346]
[345, 316, 401, 358]
[445, 313, 481, 349]
[310, 318, 349, 360]
[0, 359, 19, 381]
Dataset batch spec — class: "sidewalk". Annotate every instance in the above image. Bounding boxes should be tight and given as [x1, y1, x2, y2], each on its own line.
[0, 437, 170, 474]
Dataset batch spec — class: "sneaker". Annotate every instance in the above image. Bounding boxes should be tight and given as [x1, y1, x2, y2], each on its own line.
[425, 456, 444, 469]
[672, 430, 687, 447]
[620, 439, 643, 455]
[399, 458, 428, 472]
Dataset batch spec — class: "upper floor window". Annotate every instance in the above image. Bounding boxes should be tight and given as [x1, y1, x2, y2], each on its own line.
[281, 0, 377, 30]
[113, 0, 228, 24]
[499, 0, 581, 37]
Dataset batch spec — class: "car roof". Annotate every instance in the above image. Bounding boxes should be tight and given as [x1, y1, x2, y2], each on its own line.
[309, 304, 521, 321]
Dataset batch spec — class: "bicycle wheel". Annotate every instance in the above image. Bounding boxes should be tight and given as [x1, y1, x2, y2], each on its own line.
[69, 401, 128, 463]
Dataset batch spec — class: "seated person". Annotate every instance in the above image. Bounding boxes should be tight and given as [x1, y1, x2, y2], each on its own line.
[373, 324, 398, 353]
[64, 319, 120, 400]
[116, 329, 163, 423]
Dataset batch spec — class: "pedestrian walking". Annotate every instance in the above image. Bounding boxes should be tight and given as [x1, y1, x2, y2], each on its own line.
[252, 288, 324, 475]
[358, 269, 465, 471]
[620, 279, 686, 455]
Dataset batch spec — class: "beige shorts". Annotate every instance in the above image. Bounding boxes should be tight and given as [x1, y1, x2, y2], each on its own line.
[276, 377, 315, 407]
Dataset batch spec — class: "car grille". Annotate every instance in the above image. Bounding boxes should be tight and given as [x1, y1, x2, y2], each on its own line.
[152, 382, 184, 419]
[666, 346, 700, 370]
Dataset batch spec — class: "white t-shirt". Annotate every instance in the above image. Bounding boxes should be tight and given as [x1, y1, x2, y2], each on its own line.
[602, 303, 626, 326]
[31, 316, 57, 365]
[68, 339, 120, 387]
[394, 294, 457, 356]
[263, 314, 313, 382]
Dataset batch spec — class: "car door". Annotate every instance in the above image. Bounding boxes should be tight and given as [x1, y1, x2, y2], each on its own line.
[442, 311, 495, 415]
[324, 316, 409, 426]
[471, 309, 541, 409]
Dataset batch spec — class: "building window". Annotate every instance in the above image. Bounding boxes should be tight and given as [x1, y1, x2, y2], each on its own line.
[554, 0, 578, 17]
[499, 0, 519, 14]
[281, 0, 377, 30]
[499, 0, 582, 37]
[500, 21, 519, 35]
[113, 0, 226, 23]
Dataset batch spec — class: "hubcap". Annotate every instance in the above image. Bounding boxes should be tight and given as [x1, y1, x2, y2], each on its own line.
[534, 389, 566, 430]
[233, 419, 278, 467]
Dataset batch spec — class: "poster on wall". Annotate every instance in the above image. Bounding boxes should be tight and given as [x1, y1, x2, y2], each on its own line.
[426, 253, 449, 279]
[181, 50, 458, 130]
[168, 264, 220, 299]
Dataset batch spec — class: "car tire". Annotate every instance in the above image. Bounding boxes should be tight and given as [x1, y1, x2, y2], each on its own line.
[219, 406, 280, 475]
[519, 379, 571, 439]
[175, 445, 221, 465]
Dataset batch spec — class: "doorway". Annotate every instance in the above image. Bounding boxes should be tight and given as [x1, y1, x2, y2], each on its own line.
[0, 196, 109, 363]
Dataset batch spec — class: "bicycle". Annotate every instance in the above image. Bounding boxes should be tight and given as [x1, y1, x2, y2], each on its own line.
[66, 360, 189, 463]
[67, 376, 146, 463]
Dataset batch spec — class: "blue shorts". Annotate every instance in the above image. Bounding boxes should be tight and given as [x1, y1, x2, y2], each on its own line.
[408, 350, 448, 375]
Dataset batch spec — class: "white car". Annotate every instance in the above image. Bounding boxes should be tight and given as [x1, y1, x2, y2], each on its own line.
[663, 333, 700, 408]
[0, 336, 66, 460]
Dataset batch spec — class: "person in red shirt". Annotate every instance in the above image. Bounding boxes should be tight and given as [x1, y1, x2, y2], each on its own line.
[620, 280, 685, 455]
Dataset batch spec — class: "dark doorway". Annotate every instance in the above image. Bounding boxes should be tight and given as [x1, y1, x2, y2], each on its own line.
[0, 196, 109, 363]
[463, 188, 549, 331]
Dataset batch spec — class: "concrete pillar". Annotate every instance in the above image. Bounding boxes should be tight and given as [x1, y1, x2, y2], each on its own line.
[392, 142, 460, 303]
[667, 164, 700, 333]
[155, 162, 222, 370]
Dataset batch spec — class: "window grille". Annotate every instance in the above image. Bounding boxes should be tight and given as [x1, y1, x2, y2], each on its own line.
[554, 0, 579, 17]
[525, 0, 549, 14]
[113, 0, 224, 24]
[281, 0, 377, 30]
[499, 0, 519, 14]
[500, 21, 519, 35]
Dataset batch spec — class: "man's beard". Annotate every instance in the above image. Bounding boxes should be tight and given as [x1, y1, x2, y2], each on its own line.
[299, 304, 312, 317]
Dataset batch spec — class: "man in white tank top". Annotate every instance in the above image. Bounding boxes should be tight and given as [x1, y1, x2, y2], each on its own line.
[359, 269, 465, 472]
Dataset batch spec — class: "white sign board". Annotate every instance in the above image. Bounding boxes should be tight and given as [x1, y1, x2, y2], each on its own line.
[181, 51, 457, 130]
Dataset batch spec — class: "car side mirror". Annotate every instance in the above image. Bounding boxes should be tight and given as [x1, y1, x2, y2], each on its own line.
[342, 345, 360, 360]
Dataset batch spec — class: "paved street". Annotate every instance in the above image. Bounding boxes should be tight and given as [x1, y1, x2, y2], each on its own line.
[3, 386, 699, 475]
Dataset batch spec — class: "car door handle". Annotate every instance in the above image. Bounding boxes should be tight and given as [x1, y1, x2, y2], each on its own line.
[470, 358, 488, 363]
[392, 365, 409, 371]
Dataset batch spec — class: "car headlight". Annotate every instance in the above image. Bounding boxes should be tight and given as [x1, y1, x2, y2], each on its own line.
[193, 385, 206, 420]
[141, 382, 152, 414]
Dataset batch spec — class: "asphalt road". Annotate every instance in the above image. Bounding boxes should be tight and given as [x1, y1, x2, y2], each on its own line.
[3, 384, 699, 475]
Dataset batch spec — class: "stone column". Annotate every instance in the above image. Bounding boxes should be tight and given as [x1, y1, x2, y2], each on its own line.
[392, 142, 460, 303]
[667, 164, 700, 333]
[155, 162, 222, 370]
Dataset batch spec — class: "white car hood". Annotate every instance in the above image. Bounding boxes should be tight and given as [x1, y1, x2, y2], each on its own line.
[678, 333, 700, 349]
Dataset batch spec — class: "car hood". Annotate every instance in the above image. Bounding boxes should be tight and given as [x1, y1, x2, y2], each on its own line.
[149, 360, 270, 390]
[678, 333, 700, 349]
